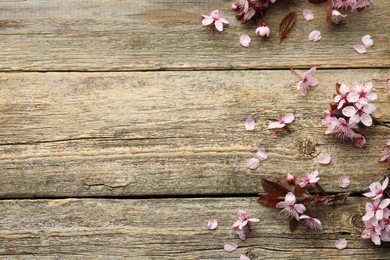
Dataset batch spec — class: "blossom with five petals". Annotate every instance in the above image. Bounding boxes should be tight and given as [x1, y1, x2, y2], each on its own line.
[347, 82, 377, 106]
[299, 171, 320, 188]
[299, 215, 322, 230]
[333, 83, 350, 109]
[276, 192, 306, 220]
[202, 10, 229, 32]
[363, 177, 389, 200]
[232, 209, 260, 230]
[362, 199, 390, 221]
[342, 103, 376, 126]
[268, 113, 294, 129]
[291, 67, 319, 96]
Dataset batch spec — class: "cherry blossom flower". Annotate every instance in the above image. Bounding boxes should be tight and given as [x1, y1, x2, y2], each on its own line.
[361, 219, 382, 245]
[299, 171, 320, 188]
[362, 35, 373, 48]
[299, 215, 322, 230]
[335, 238, 348, 249]
[342, 103, 376, 126]
[207, 219, 218, 230]
[324, 117, 357, 141]
[333, 0, 357, 9]
[353, 133, 366, 148]
[202, 10, 229, 32]
[240, 34, 251, 48]
[224, 242, 238, 252]
[363, 177, 389, 200]
[318, 153, 331, 165]
[347, 82, 377, 105]
[339, 176, 350, 188]
[302, 9, 314, 21]
[287, 173, 295, 183]
[353, 45, 367, 54]
[362, 199, 390, 221]
[331, 10, 347, 24]
[291, 67, 319, 96]
[276, 192, 306, 220]
[255, 23, 270, 37]
[232, 209, 260, 230]
[352, 0, 374, 10]
[244, 116, 255, 130]
[308, 30, 321, 42]
[334, 83, 350, 109]
[268, 112, 294, 129]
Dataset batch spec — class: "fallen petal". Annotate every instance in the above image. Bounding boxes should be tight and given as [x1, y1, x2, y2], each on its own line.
[246, 158, 260, 170]
[339, 176, 350, 188]
[353, 45, 367, 54]
[318, 153, 331, 165]
[240, 256, 250, 260]
[302, 9, 314, 21]
[256, 148, 268, 160]
[244, 116, 255, 130]
[361, 35, 373, 48]
[240, 34, 251, 48]
[308, 30, 321, 42]
[224, 242, 238, 252]
[335, 238, 347, 249]
[207, 219, 218, 230]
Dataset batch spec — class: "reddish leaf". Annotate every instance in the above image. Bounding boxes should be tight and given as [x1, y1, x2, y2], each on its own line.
[308, 0, 328, 3]
[279, 177, 295, 192]
[261, 179, 288, 194]
[257, 189, 286, 208]
[326, 0, 332, 27]
[294, 185, 310, 202]
[315, 183, 329, 196]
[279, 11, 297, 43]
[289, 218, 299, 232]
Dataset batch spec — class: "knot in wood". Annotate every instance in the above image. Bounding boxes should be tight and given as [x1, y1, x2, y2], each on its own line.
[296, 137, 318, 157]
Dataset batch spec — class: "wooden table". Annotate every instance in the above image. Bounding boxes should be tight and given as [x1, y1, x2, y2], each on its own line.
[1, 0, 389, 258]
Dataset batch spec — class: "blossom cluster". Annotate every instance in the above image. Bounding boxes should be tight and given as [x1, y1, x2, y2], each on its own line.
[361, 177, 390, 245]
[330, 0, 373, 25]
[322, 82, 377, 147]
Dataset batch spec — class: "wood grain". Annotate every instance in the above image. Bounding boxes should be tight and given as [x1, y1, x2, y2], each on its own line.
[0, 0, 388, 71]
[0, 197, 388, 259]
[0, 70, 389, 197]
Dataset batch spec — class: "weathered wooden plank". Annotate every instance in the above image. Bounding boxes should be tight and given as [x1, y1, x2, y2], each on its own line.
[0, 197, 388, 259]
[0, 0, 388, 71]
[0, 70, 388, 197]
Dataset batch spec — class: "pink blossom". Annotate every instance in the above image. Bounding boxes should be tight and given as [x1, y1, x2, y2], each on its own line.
[268, 112, 294, 129]
[352, 0, 373, 10]
[207, 219, 218, 230]
[287, 173, 295, 183]
[342, 103, 376, 126]
[347, 82, 377, 105]
[331, 10, 347, 24]
[335, 238, 348, 249]
[362, 35, 373, 48]
[339, 176, 350, 188]
[291, 67, 319, 96]
[246, 157, 260, 170]
[308, 30, 321, 42]
[362, 199, 390, 221]
[363, 177, 389, 200]
[255, 23, 270, 37]
[299, 215, 322, 230]
[224, 242, 238, 252]
[240, 34, 251, 48]
[202, 10, 229, 32]
[256, 148, 268, 161]
[299, 170, 320, 188]
[361, 219, 382, 245]
[318, 153, 331, 165]
[276, 192, 306, 220]
[325, 117, 357, 141]
[302, 9, 314, 21]
[353, 133, 366, 148]
[244, 116, 255, 130]
[232, 209, 260, 230]
[333, 0, 357, 9]
[333, 83, 350, 109]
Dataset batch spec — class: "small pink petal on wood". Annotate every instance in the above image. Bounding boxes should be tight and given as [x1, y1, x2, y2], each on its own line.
[240, 34, 251, 48]
[244, 117, 255, 130]
[339, 176, 350, 188]
[308, 30, 321, 42]
[302, 9, 314, 21]
[318, 153, 331, 165]
[353, 45, 367, 54]
[361, 35, 373, 48]
[207, 219, 218, 230]
[246, 158, 260, 170]
[335, 238, 348, 249]
[224, 242, 238, 252]
[240, 256, 250, 260]
[256, 148, 268, 160]
[283, 113, 295, 124]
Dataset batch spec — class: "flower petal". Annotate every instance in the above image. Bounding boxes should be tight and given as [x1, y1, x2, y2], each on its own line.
[353, 45, 367, 54]
[224, 242, 238, 252]
[302, 9, 314, 21]
[202, 16, 213, 26]
[342, 106, 356, 117]
[268, 121, 284, 129]
[214, 20, 223, 31]
[285, 192, 296, 204]
[362, 35, 373, 48]
[308, 30, 321, 42]
[335, 238, 347, 249]
[240, 256, 250, 260]
[244, 116, 255, 130]
[256, 148, 268, 160]
[207, 219, 218, 230]
[295, 203, 306, 213]
[339, 176, 350, 188]
[318, 153, 331, 165]
[283, 113, 295, 124]
[240, 35, 251, 48]
[360, 113, 372, 126]
[246, 158, 260, 170]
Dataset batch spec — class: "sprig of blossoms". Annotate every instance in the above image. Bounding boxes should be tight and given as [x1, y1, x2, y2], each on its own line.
[361, 177, 390, 245]
[258, 172, 349, 232]
[322, 82, 377, 147]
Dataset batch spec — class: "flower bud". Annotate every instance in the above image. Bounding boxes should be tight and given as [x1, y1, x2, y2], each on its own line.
[255, 23, 270, 37]
[231, 2, 239, 10]
[287, 173, 295, 183]
[331, 10, 347, 25]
